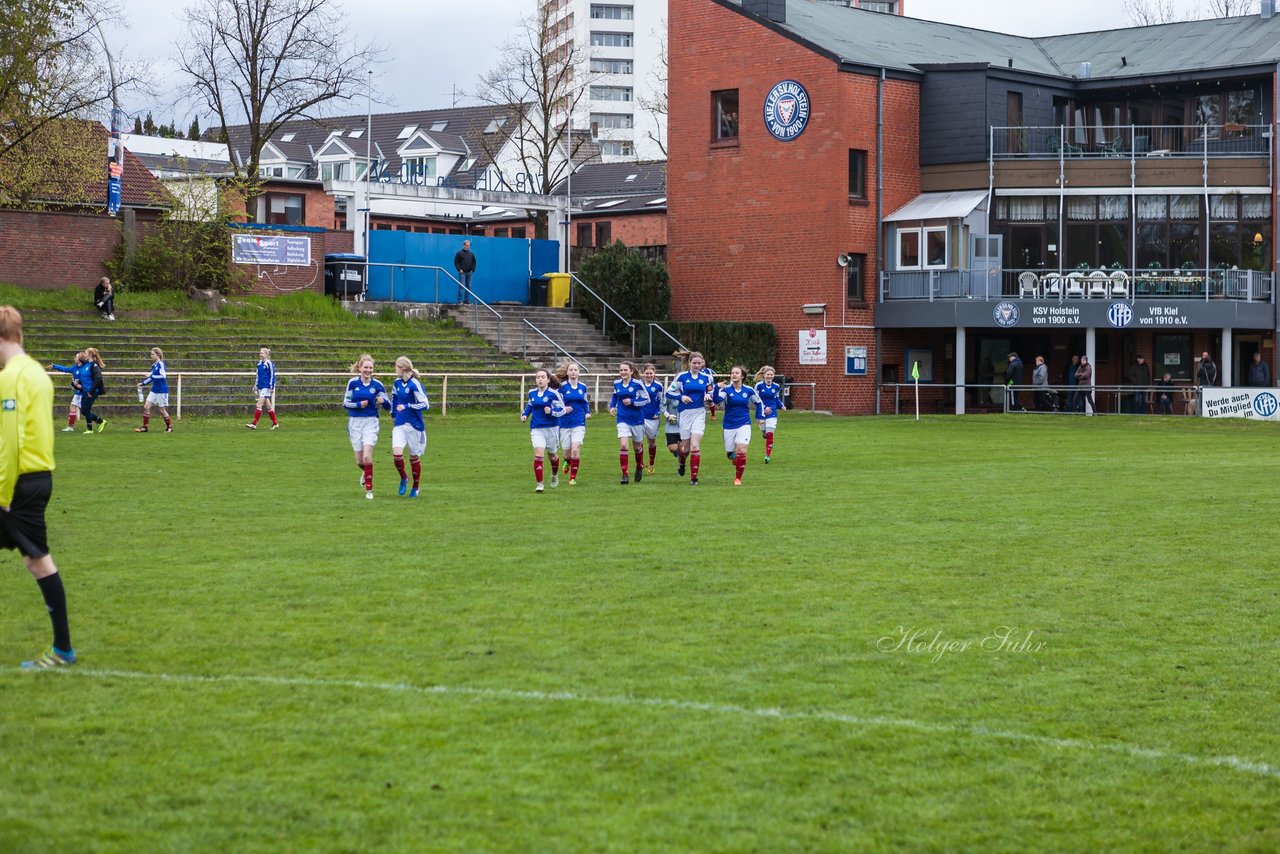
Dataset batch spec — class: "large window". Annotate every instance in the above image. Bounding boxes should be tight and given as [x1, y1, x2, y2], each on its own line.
[590, 4, 633, 19]
[848, 149, 866, 200]
[577, 222, 593, 247]
[591, 85, 633, 102]
[402, 156, 438, 180]
[599, 140, 634, 157]
[590, 58, 633, 74]
[712, 89, 739, 143]
[590, 31, 632, 47]
[896, 227, 947, 269]
[319, 161, 346, 181]
[261, 193, 304, 226]
[596, 221, 612, 246]
[591, 112, 634, 130]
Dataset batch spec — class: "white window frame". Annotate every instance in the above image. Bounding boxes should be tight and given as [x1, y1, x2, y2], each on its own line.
[896, 226, 949, 270]
[896, 229, 922, 270]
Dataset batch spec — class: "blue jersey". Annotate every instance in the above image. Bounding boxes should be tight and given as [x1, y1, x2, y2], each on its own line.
[641, 380, 664, 420]
[714, 384, 762, 430]
[141, 360, 169, 394]
[611, 379, 650, 426]
[558, 381, 590, 429]
[391, 377, 429, 430]
[51, 362, 81, 391]
[754, 381, 784, 420]
[669, 370, 714, 412]
[256, 359, 277, 391]
[344, 376, 389, 418]
[523, 387, 565, 429]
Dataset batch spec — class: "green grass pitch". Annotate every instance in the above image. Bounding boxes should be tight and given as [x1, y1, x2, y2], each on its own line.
[2, 412, 1278, 851]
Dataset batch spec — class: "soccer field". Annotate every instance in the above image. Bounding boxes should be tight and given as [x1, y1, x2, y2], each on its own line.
[2, 413, 1278, 851]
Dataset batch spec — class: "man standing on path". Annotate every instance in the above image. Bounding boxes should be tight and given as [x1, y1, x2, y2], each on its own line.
[0, 306, 74, 670]
[1127, 354, 1152, 413]
[454, 239, 477, 305]
[1246, 351, 1271, 387]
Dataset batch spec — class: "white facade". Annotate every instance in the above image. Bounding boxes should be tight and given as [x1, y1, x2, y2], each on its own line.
[544, 0, 667, 162]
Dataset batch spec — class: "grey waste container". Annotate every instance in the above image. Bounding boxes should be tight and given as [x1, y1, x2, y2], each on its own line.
[325, 253, 367, 300]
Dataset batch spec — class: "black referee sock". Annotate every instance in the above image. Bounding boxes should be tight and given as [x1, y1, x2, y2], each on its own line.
[36, 573, 71, 653]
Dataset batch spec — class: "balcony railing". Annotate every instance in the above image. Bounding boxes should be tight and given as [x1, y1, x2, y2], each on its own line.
[880, 267, 1274, 302]
[991, 125, 1271, 159]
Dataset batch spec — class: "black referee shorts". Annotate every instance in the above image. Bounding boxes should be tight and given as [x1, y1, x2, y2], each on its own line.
[666, 431, 681, 446]
[0, 471, 52, 558]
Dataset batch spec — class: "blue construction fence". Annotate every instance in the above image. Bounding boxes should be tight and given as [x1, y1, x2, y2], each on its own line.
[366, 231, 560, 304]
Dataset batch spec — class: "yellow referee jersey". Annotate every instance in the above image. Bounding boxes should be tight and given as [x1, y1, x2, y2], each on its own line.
[0, 352, 56, 506]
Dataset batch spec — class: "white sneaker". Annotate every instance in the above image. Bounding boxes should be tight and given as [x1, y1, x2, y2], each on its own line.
[535, 482, 545, 493]
[550, 474, 559, 488]
[61, 426, 76, 432]
[108, 314, 115, 321]
[365, 490, 374, 500]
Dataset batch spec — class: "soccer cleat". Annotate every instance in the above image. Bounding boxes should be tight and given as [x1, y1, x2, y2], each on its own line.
[108, 314, 115, 321]
[244, 423, 256, 429]
[95, 420, 106, 433]
[61, 426, 76, 432]
[365, 490, 374, 500]
[135, 427, 148, 433]
[21, 648, 76, 670]
[727, 451, 734, 461]
[398, 479, 408, 496]
[764, 455, 771, 464]
[734, 477, 743, 486]
[535, 482, 545, 493]
[620, 475, 629, 485]
[568, 477, 576, 486]
[408, 488, 419, 498]
[550, 474, 559, 488]
[270, 423, 279, 430]
[83, 428, 94, 434]
[165, 425, 173, 433]
[647, 465, 654, 475]
[634, 466, 642, 483]
[690, 478, 699, 486]
[678, 461, 686, 477]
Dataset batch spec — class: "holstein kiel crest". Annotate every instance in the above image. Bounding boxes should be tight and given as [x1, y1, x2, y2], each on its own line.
[993, 302, 1019, 327]
[764, 80, 811, 141]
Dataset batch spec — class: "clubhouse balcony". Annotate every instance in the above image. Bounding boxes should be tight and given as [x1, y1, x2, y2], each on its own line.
[990, 124, 1271, 160]
[880, 266, 1274, 303]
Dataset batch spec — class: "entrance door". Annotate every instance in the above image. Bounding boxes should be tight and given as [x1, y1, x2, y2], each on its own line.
[1236, 336, 1261, 386]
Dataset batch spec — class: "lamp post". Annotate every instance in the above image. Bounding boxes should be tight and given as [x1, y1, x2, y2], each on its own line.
[363, 69, 373, 259]
[93, 20, 123, 216]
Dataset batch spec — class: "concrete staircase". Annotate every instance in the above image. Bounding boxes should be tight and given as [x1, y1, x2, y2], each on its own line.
[446, 304, 637, 374]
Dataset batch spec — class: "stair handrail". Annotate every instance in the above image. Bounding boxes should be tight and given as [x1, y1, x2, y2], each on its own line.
[365, 260, 503, 349]
[568, 272, 636, 356]
[645, 321, 688, 356]
[520, 318, 582, 371]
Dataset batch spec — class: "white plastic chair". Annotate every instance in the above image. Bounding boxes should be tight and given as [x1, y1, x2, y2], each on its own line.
[1041, 274, 1062, 298]
[1088, 270, 1109, 298]
[1018, 271, 1039, 298]
[1110, 271, 1130, 299]
[1065, 272, 1086, 298]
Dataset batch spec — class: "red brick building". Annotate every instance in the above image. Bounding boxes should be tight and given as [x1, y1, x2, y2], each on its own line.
[669, 0, 1280, 414]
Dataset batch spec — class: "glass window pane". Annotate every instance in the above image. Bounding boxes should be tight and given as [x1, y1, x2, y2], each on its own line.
[1137, 196, 1167, 220]
[1210, 195, 1238, 221]
[1209, 222, 1240, 267]
[1137, 223, 1168, 268]
[1242, 194, 1271, 218]
[1169, 195, 1199, 220]
[898, 231, 920, 268]
[1067, 197, 1096, 221]
[1169, 223, 1201, 268]
[925, 229, 947, 267]
[1065, 223, 1096, 267]
[1098, 223, 1127, 268]
[1098, 195, 1129, 221]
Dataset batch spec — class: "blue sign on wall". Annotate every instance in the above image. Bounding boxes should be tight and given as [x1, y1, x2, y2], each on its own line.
[367, 232, 560, 304]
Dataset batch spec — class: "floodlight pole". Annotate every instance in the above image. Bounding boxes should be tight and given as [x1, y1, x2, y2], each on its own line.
[364, 70, 373, 259]
[93, 19, 124, 216]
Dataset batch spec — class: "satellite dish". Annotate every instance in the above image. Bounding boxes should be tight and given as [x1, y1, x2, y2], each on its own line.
[837, 254, 850, 267]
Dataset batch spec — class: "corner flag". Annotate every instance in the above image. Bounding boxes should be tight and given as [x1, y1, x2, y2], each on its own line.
[911, 361, 920, 381]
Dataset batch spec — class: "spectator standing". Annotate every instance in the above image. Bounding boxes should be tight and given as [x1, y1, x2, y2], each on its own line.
[1197, 352, 1217, 388]
[1127, 354, 1152, 413]
[1063, 354, 1080, 413]
[453, 239, 477, 305]
[1246, 352, 1271, 387]
[1004, 352, 1024, 411]
[1075, 356, 1095, 414]
[1155, 372, 1175, 415]
[1032, 355, 1049, 411]
[93, 277, 115, 321]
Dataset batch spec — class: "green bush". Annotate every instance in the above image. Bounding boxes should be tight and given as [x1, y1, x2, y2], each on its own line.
[575, 241, 670, 340]
[108, 219, 248, 293]
[663, 320, 778, 373]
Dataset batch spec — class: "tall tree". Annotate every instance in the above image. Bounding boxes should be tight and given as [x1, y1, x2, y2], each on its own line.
[188, 115, 201, 140]
[142, 112, 157, 135]
[177, 0, 378, 206]
[474, 2, 595, 238]
[132, 115, 142, 134]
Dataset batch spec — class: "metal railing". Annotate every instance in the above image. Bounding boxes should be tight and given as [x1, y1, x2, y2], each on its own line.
[365, 261, 504, 349]
[991, 124, 1271, 159]
[645, 321, 689, 356]
[881, 267, 1275, 302]
[880, 381, 1209, 416]
[521, 319, 581, 370]
[568, 272, 636, 355]
[57, 371, 823, 417]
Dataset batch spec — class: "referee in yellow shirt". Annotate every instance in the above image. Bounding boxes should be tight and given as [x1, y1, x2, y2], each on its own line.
[0, 306, 74, 669]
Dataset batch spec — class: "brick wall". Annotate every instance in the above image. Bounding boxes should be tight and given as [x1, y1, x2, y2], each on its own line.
[669, 0, 921, 414]
[0, 209, 170, 290]
[571, 212, 668, 247]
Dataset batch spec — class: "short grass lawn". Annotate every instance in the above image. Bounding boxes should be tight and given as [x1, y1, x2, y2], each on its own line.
[2, 413, 1277, 852]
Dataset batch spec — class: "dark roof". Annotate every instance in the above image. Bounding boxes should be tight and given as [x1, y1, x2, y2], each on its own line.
[0, 120, 171, 210]
[548, 159, 667, 216]
[728, 1, 1280, 81]
[219, 104, 526, 184]
[133, 153, 234, 177]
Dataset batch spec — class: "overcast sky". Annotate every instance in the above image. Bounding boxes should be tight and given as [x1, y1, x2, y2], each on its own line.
[103, 0, 1234, 127]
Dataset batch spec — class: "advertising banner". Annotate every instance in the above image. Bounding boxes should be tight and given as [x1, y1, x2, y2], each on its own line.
[1200, 387, 1280, 420]
[232, 234, 312, 266]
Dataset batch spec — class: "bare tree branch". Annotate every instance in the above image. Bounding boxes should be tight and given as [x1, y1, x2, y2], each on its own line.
[1124, 0, 1182, 24]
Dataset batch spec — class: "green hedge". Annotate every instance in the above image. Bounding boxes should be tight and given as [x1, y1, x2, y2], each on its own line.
[661, 320, 778, 374]
[575, 241, 670, 341]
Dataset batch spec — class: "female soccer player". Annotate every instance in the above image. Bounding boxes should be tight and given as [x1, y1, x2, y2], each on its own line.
[714, 366, 764, 486]
[520, 368, 564, 493]
[753, 365, 785, 463]
[555, 362, 590, 485]
[640, 363, 664, 474]
[246, 347, 279, 429]
[609, 361, 650, 485]
[78, 348, 107, 433]
[664, 377, 683, 466]
[390, 356, 429, 498]
[667, 351, 714, 485]
[344, 353, 390, 499]
[49, 351, 86, 432]
[135, 347, 172, 433]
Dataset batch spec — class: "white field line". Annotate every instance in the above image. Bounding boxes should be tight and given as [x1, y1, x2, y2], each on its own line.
[56, 668, 1280, 781]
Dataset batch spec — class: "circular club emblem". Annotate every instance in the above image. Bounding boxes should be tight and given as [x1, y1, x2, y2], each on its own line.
[993, 302, 1019, 327]
[763, 80, 810, 141]
[1106, 302, 1134, 328]
[1256, 392, 1279, 418]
